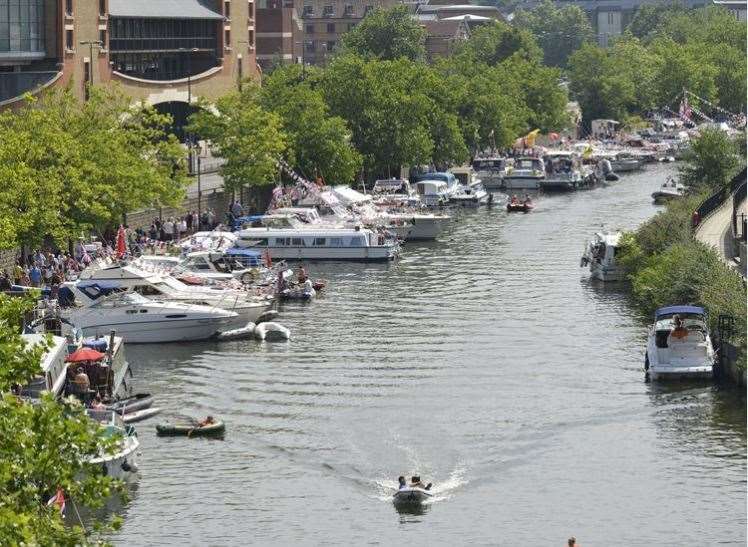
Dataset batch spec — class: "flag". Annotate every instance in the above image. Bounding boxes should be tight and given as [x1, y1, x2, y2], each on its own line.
[524, 129, 541, 148]
[115, 225, 127, 259]
[47, 488, 65, 516]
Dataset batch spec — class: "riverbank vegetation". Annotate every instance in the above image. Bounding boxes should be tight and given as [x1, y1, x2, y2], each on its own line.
[567, 6, 747, 126]
[618, 130, 746, 370]
[0, 295, 124, 544]
[0, 88, 188, 250]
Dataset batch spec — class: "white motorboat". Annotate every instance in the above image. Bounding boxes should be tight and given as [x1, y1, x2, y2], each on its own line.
[371, 179, 421, 208]
[503, 157, 546, 189]
[471, 157, 507, 190]
[652, 177, 686, 204]
[393, 487, 433, 504]
[645, 306, 715, 380]
[73, 260, 272, 325]
[449, 166, 489, 206]
[235, 227, 399, 261]
[611, 152, 645, 173]
[177, 230, 237, 254]
[581, 232, 624, 282]
[178, 249, 263, 283]
[540, 152, 590, 192]
[62, 286, 239, 343]
[86, 409, 140, 480]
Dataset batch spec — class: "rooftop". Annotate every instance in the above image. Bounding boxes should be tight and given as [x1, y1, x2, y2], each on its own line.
[108, 0, 224, 19]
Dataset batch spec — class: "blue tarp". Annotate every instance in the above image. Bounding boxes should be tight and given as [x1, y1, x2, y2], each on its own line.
[655, 305, 705, 318]
[225, 247, 262, 267]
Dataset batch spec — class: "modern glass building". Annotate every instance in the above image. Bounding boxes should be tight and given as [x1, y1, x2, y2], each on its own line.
[108, 0, 225, 81]
[0, 0, 46, 62]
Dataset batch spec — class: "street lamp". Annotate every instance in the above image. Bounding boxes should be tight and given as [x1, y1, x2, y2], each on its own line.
[178, 47, 200, 105]
[79, 40, 103, 100]
[294, 40, 306, 79]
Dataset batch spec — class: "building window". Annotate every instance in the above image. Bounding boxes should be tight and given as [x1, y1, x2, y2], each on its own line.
[364, 5, 373, 15]
[99, 29, 106, 48]
[224, 0, 231, 19]
[322, 5, 334, 17]
[343, 3, 353, 16]
[66, 0, 73, 15]
[247, 1, 254, 19]
[99, 0, 106, 16]
[306, 24, 314, 34]
[248, 29, 254, 46]
[302, 4, 313, 16]
[326, 40, 335, 51]
[224, 28, 231, 47]
[326, 22, 335, 33]
[304, 39, 315, 52]
[607, 12, 615, 25]
[65, 29, 74, 50]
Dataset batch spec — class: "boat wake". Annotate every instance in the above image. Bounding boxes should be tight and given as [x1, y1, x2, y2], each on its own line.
[371, 463, 468, 504]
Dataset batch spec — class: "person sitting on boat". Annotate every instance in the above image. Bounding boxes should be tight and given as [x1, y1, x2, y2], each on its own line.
[73, 367, 90, 393]
[510, 195, 519, 204]
[409, 476, 432, 490]
[398, 476, 407, 490]
[297, 266, 307, 284]
[523, 194, 533, 205]
[196, 415, 215, 428]
[670, 315, 689, 340]
[90, 394, 106, 410]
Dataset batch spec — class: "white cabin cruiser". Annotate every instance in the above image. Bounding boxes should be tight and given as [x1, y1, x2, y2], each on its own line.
[652, 177, 686, 204]
[178, 249, 263, 283]
[371, 179, 421, 207]
[611, 152, 645, 173]
[73, 260, 272, 324]
[581, 232, 623, 281]
[235, 227, 399, 261]
[540, 152, 589, 192]
[503, 157, 546, 189]
[62, 285, 239, 343]
[177, 231, 237, 254]
[645, 306, 714, 380]
[449, 166, 489, 206]
[471, 157, 507, 190]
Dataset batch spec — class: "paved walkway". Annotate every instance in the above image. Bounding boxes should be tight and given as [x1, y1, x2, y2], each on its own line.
[694, 193, 742, 275]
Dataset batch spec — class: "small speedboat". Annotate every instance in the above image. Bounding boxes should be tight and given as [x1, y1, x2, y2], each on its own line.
[254, 321, 291, 341]
[506, 200, 534, 213]
[393, 487, 433, 504]
[123, 407, 162, 423]
[156, 419, 226, 437]
[107, 393, 154, 415]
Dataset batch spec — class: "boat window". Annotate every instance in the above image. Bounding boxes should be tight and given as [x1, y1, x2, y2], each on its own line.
[255, 238, 268, 247]
[139, 309, 148, 313]
[329, 237, 343, 247]
[348, 236, 365, 247]
[313, 237, 326, 246]
[291, 237, 305, 246]
[275, 237, 286, 246]
[165, 314, 187, 319]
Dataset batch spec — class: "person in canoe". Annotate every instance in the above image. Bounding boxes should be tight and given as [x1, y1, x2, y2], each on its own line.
[187, 415, 216, 437]
[398, 476, 407, 490]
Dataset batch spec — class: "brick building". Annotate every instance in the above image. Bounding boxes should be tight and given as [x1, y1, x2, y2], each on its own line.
[0, 0, 258, 134]
[255, 0, 301, 69]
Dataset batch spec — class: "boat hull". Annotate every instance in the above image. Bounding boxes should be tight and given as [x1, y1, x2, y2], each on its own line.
[71, 316, 236, 343]
[503, 176, 543, 190]
[393, 488, 432, 504]
[90, 434, 140, 480]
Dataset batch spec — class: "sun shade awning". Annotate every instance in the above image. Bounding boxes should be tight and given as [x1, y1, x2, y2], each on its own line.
[108, 0, 225, 19]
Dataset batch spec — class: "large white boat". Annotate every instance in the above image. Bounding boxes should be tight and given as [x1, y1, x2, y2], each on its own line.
[235, 227, 399, 261]
[503, 157, 546, 189]
[73, 260, 272, 324]
[581, 232, 624, 281]
[62, 285, 240, 343]
[471, 157, 507, 190]
[645, 306, 714, 380]
[540, 152, 590, 192]
[611, 152, 645, 173]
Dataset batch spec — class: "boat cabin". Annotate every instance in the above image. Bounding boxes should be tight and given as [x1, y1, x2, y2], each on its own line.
[414, 180, 449, 206]
[414, 172, 458, 188]
[511, 157, 544, 174]
[372, 179, 413, 196]
[19, 334, 69, 398]
[652, 306, 709, 348]
[472, 157, 506, 173]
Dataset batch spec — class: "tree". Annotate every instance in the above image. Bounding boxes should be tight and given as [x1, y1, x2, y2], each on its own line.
[626, 3, 687, 40]
[189, 85, 288, 192]
[260, 64, 362, 184]
[513, 0, 594, 67]
[0, 87, 188, 249]
[679, 128, 743, 192]
[452, 21, 542, 66]
[0, 294, 124, 545]
[340, 5, 426, 62]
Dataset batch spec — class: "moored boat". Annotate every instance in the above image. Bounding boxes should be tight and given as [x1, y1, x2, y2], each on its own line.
[503, 157, 545, 190]
[645, 306, 714, 380]
[581, 231, 623, 281]
[156, 419, 226, 437]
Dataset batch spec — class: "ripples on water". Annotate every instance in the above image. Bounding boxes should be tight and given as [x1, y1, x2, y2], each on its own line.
[115, 165, 746, 546]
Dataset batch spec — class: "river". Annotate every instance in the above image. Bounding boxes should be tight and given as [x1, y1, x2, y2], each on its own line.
[114, 163, 746, 546]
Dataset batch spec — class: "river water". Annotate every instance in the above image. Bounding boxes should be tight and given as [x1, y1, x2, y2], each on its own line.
[114, 163, 746, 546]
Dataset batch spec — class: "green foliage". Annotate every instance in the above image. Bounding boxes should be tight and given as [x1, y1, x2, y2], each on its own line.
[679, 128, 744, 192]
[0, 295, 124, 545]
[512, 0, 594, 67]
[340, 5, 426, 62]
[260, 64, 362, 184]
[0, 87, 188, 249]
[453, 21, 542, 66]
[189, 84, 288, 191]
[569, 6, 746, 127]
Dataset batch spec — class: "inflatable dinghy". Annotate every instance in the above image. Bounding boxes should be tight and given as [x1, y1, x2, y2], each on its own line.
[123, 407, 162, 424]
[393, 488, 433, 504]
[156, 420, 226, 437]
[107, 393, 153, 415]
[254, 321, 291, 341]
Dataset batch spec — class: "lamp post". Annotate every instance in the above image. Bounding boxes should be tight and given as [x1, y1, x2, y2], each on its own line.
[79, 40, 102, 100]
[178, 47, 199, 172]
[294, 40, 306, 79]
